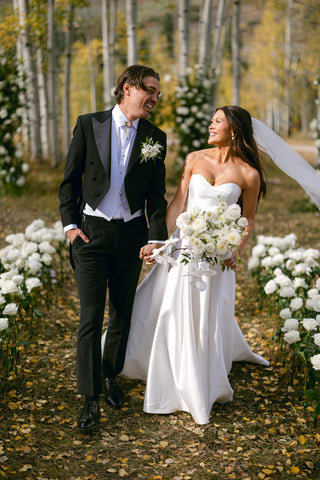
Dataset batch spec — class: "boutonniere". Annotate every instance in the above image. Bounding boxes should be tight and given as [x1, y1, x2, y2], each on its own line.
[140, 137, 163, 164]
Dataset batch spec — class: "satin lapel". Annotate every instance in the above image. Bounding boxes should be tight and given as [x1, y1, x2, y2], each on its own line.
[126, 119, 149, 174]
[92, 114, 111, 175]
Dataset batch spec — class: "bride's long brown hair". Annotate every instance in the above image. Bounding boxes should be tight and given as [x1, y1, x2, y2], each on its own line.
[216, 105, 267, 202]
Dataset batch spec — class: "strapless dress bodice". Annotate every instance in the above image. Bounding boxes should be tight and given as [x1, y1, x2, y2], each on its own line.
[187, 174, 241, 211]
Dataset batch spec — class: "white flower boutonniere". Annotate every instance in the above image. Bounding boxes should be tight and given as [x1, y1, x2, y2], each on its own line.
[140, 137, 163, 164]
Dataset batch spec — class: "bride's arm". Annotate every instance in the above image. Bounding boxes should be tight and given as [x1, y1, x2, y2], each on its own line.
[237, 169, 260, 256]
[222, 169, 260, 270]
[165, 154, 194, 234]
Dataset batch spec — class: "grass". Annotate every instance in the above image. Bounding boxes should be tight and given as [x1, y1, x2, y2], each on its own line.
[0, 144, 320, 480]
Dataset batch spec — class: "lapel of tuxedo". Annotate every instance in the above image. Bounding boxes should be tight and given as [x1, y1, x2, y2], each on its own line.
[126, 119, 151, 175]
[92, 110, 112, 176]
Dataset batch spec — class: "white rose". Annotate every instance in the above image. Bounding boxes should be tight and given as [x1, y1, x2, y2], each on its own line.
[280, 308, 292, 320]
[281, 318, 299, 332]
[310, 354, 320, 370]
[237, 217, 248, 228]
[247, 256, 260, 270]
[0, 317, 9, 332]
[279, 287, 296, 298]
[224, 204, 241, 221]
[286, 259, 296, 271]
[292, 278, 307, 289]
[290, 297, 303, 311]
[302, 318, 318, 331]
[275, 275, 292, 288]
[251, 244, 266, 257]
[39, 241, 55, 254]
[313, 333, 320, 347]
[25, 277, 42, 293]
[3, 303, 18, 315]
[1, 280, 18, 295]
[283, 330, 300, 344]
[264, 279, 277, 295]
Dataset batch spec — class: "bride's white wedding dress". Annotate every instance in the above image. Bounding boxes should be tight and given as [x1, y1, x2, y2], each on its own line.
[109, 174, 269, 424]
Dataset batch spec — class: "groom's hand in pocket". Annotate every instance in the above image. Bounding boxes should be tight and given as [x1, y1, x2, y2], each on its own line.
[67, 228, 90, 245]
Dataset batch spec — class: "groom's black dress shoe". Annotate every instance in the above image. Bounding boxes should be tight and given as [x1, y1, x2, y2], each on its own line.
[78, 400, 100, 433]
[104, 376, 124, 409]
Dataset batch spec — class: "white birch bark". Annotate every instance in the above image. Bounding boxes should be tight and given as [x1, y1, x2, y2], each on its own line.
[16, 0, 42, 161]
[178, 0, 190, 77]
[231, 0, 241, 105]
[47, 0, 60, 166]
[126, 0, 137, 65]
[102, 0, 117, 108]
[62, 4, 74, 155]
[198, 0, 212, 69]
[211, 0, 228, 75]
[283, 0, 293, 137]
[86, 33, 97, 112]
[37, 46, 49, 160]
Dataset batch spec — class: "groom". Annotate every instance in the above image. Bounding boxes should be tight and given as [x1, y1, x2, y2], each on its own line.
[59, 65, 168, 433]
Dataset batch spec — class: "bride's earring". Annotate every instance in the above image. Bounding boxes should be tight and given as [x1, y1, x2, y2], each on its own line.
[231, 133, 235, 141]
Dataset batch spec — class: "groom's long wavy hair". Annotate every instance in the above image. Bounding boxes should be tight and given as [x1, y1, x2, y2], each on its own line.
[216, 105, 268, 204]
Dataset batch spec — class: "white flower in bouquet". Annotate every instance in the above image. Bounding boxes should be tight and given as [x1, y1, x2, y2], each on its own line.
[279, 286, 296, 298]
[290, 297, 303, 311]
[264, 279, 277, 295]
[302, 318, 318, 331]
[0, 317, 9, 332]
[281, 318, 299, 332]
[310, 354, 320, 370]
[224, 204, 241, 221]
[313, 333, 320, 347]
[280, 308, 291, 320]
[0, 294, 5, 305]
[25, 277, 42, 293]
[283, 330, 300, 344]
[3, 303, 18, 315]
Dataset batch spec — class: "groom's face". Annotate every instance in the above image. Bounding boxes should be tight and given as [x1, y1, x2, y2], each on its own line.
[121, 76, 161, 121]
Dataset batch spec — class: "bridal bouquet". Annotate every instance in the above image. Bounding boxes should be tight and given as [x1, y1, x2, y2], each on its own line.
[151, 199, 248, 290]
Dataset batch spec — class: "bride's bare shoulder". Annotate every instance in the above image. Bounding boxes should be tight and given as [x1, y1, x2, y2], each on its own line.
[185, 148, 216, 167]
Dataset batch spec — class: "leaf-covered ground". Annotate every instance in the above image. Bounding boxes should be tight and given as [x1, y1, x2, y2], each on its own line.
[1, 144, 320, 480]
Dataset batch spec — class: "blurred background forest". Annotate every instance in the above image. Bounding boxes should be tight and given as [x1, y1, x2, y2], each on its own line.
[0, 0, 319, 190]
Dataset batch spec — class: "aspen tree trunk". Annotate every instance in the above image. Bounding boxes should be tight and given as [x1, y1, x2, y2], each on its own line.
[102, 0, 117, 108]
[13, 0, 28, 149]
[62, 4, 74, 155]
[86, 34, 97, 112]
[316, 75, 320, 167]
[231, 0, 241, 105]
[178, 0, 190, 78]
[211, 0, 228, 75]
[47, 0, 60, 166]
[126, 0, 137, 65]
[283, 0, 293, 137]
[211, 0, 229, 107]
[16, 0, 42, 162]
[37, 46, 49, 159]
[198, 0, 212, 69]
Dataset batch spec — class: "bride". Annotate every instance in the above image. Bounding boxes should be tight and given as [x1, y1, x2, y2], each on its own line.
[118, 105, 270, 425]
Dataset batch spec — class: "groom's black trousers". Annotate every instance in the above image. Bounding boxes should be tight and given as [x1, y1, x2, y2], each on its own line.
[71, 213, 147, 397]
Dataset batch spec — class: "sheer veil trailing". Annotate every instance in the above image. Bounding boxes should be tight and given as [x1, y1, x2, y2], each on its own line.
[252, 118, 320, 211]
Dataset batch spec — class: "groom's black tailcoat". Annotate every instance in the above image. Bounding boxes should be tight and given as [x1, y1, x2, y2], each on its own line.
[59, 108, 167, 396]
